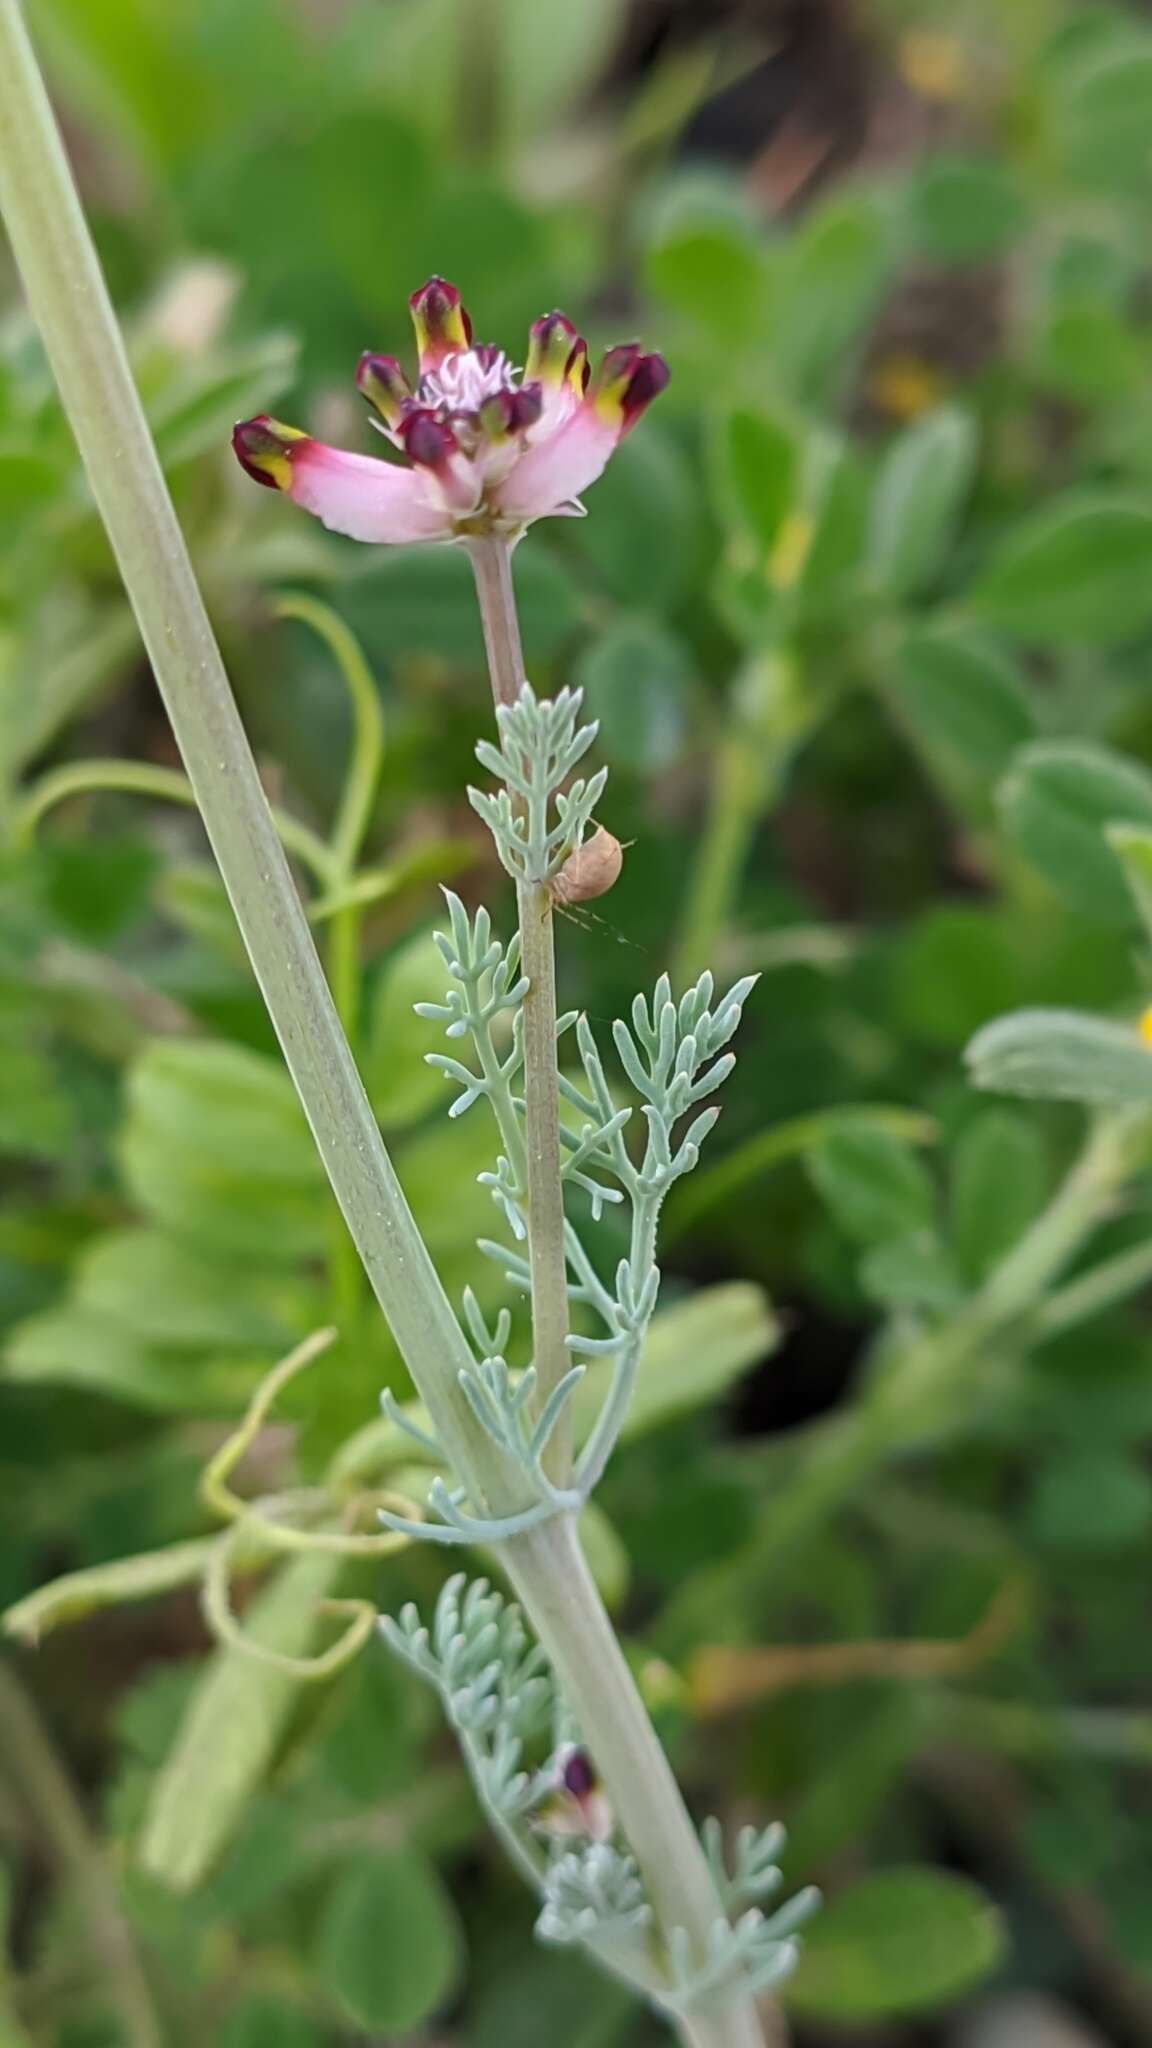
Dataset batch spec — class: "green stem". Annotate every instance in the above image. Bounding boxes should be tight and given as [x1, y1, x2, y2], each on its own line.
[0, 1665, 161, 2048]
[0, 0, 500, 1501]
[971, 1110, 1146, 1330]
[275, 593, 384, 877]
[467, 544, 779, 2044]
[506, 1517, 779, 2048]
[326, 899, 365, 1338]
[674, 727, 767, 985]
[468, 536, 571, 1480]
[11, 758, 337, 886]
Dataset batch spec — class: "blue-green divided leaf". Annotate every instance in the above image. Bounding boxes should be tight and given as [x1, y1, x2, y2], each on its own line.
[950, 1110, 1051, 1284]
[139, 1551, 341, 1890]
[787, 1868, 1005, 2020]
[314, 1850, 463, 2033]
[999, 741, 1152, 923]
[869, 407, 977, 598]
[887, 627, 1036, 817]
[968, 498, 1152, 645]
[966, 1008, 1152, 1106]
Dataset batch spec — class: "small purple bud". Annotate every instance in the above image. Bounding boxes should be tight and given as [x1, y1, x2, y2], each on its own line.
[399, 409, 458, 471]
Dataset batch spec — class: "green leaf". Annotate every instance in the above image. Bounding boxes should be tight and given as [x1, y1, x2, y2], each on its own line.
[569, 422, 701, 613]
[858, 1229, 960, 1314]
[772, 195, 894, 404]
[886, 626, 1036, 817]
[969, 498, 1152, 644]
[788, 1868, 1005, 2019]
[951, 1111, 1050, 1284]
[367, 927, 458, 1131]
[0, 1008, 73, 1161]
[906, 152, 1028, 263]
[219, 1997, 323, 2048]
[1027, 1449, 1152, 1551]
[666, 1104, 937, 1238]
[497, 0, 627, 136]
[966, 1008, 1152, 1106]
[869, 407, 977, 598]
[809, 1127, 937, 1248]
[1106, 823, 1152, 947]
[999, 741, 1152, 923]
[3, 1304, 265, 1412]
[782, 1699, 925, 1879]
[139, 1550, 340, 1890]
[644, 190, 766, 337]
[314, 1850, 462, 2032]
[119, 1039, 326, 1262]
[1035, 300, 1143, 405]
[346, 543, 580, 667]
[711, 404, 797, 552]
[573, 618, 691, 774]
[75, 1227, 293, 1350]
[1058, 40, 1152, 190]
[795, 437, 868, 610]
[576, 1282, 778, 1443]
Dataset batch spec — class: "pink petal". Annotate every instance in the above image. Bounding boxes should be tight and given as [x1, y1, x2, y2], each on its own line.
[493, 404, 620, 522]
[288, 441, 452, 544]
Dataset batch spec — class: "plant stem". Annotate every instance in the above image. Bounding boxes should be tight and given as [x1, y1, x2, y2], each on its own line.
[0, 1665, 161, 2048]
[468, 535, 525, 710]
[467, 541, 777, 2043]
[674, 725, 767, 985]
[468, 535, 572, 1480]
[506, 1516, 778, 2048]
[0, 0, 500, 1499]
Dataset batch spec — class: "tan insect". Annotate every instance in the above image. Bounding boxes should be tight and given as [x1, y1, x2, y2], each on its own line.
[547, 825, 624, 908]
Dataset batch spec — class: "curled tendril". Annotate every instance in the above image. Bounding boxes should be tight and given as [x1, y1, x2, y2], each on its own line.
[194, 1327, 416, 1679]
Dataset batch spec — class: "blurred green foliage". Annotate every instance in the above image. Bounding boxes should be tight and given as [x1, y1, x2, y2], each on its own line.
[5, 0, 1152, 2041]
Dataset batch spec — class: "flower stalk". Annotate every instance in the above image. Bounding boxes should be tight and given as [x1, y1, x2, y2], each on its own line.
[469, 536, 572, 1480]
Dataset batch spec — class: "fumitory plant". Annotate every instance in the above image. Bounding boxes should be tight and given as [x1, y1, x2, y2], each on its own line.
[0, 4, 814, 2042]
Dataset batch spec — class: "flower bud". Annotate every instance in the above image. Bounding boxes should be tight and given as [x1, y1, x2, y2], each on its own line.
[592, 345, 670, 430]
[526, 311, 586, 390]
[409, 276, 472, 369]
[231, 415, 306, 489]
[356, 353, 411, 427]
